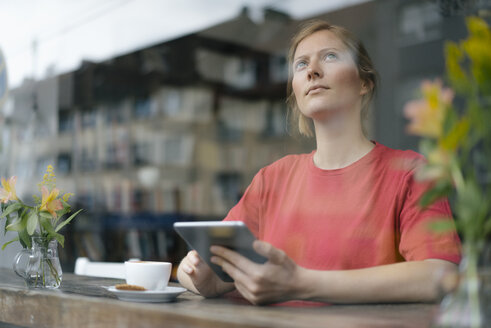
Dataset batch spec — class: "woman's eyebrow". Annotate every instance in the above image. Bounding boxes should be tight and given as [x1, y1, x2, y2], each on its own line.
[293, 54, 308, 62]
[294, 47, 342, 61]
[319, 47, 341, 53]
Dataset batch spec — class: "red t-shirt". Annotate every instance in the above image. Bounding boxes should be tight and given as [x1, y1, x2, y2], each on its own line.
[224, 142, 461, 270]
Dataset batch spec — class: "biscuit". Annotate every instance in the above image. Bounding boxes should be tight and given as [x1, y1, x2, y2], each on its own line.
[115, 283, 146, 291]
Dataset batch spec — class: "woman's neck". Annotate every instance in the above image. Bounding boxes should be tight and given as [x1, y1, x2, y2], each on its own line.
[312, 116, 374, 170]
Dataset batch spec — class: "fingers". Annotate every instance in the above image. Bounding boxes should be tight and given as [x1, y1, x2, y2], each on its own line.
[181, 250, 202, 275]
[253, 240, 287, 265]
[210, 242, 287, 277]
[210, 245, 258, 274]
[211, 253, 251, 283]
[209, 242, 299, 305]
[210, 244, 296, 305]
[188, 250, 201, 266]
[210, 245, 266, 285]
[234, 280, 262, 305]
[211, 252, 266, 304]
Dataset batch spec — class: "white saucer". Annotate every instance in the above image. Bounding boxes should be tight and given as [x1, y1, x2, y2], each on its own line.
[106, 286, 187, 303]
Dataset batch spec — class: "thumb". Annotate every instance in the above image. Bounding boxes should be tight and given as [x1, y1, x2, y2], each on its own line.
[253, 240, 287, 264]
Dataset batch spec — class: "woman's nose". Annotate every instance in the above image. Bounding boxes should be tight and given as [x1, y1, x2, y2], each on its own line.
[307, 61, 322, 79]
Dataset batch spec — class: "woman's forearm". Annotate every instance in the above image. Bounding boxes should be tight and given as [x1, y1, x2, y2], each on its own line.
[296, 259, 457, 303]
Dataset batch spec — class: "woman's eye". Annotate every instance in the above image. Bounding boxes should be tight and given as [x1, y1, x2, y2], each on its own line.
[294, 61, 307, 70]
[324, 52, 338, 60]
[324, 53, 337, 60]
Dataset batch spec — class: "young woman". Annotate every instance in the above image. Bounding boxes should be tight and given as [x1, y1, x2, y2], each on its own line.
[177, 20, 461, 305]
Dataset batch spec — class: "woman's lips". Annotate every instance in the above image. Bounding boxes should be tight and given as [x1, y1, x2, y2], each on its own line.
[306, 86, 329, 95]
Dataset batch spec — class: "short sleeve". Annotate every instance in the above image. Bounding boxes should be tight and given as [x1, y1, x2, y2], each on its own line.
[398, 169, 462, 264]
[223, 168, 265, 237]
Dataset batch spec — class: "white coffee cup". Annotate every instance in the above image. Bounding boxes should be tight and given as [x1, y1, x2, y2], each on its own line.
[124, 261, 172, 290]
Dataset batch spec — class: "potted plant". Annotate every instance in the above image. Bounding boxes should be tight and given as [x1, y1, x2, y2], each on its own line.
[404, 16, 491, 327]
[0, 165, 82, 288]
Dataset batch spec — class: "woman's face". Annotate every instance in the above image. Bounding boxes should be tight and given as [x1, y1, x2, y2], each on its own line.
[292, 30, 367, 121]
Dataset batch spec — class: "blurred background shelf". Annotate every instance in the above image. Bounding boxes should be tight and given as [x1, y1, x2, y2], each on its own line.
[0, 1, 474, 273]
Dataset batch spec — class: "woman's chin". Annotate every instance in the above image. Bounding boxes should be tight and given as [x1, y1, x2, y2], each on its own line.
[300, 106, 342, 121]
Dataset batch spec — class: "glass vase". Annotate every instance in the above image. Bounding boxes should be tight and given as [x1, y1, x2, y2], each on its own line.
[13, 236, 62, 289]
[434, 243, 488, 328]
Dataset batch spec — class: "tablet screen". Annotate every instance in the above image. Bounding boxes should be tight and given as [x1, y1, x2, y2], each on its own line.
[174, 221, 267, 282]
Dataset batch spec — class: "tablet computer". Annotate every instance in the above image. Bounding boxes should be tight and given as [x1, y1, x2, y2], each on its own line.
[174, 221, 267, 282]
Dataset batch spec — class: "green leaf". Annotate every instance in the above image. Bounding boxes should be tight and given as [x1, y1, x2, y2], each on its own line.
[54, 202, 72, 222]
[6, 208, 30, 232]
[441, 105, 458, 138]
[0, 202, 23, 218]
[419, 181, 453, 208]
[39, 211, 53, 219]
[427, 219, 457, 234]
[4, 208, 16, 226]
[3, 214, 8, 235]
[445, 41, 469, 94]
[484, 217, 491, 236]
[441, 118, 470, 151]
[26, 211, 39, 235]
[419, 139, 437, 157]
[61, 199, 71, 209]
[455, 180, 488, 241]
[39, 215, 55, 234]
[456, 181, 484, 222]
[1, 236, 19, 250]
[6, 217, 25, 232]
[55, 209, 82, 233]
[53, 233, 65, 248]
[39, 216, 65, 247]
[18, 229, 30, 248]
[56, 208, 70, 219]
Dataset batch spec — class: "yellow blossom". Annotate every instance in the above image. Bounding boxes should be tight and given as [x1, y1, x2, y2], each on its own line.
[0, 176, 19, 203]
[62, 193, 74, 202]
[40, 186, 63, 218]
[462, 18, 491, 89]
[415, 147, 452, 182]
[403, 79, 454, 138]
[38, 165, 57, 191]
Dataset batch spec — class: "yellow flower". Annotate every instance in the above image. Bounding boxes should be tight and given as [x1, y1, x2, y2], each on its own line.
[403, 79, 454, 138]
[464, 46, 491, 84]
[40, 186, 63, 218]
[415, 147, 452, 182]
[38, 164, 57, 191]
[445, 42, 467, 92]
[0, 176, 19, 203]
[446, 17, 491, 96]
[62, 193, 74, 202]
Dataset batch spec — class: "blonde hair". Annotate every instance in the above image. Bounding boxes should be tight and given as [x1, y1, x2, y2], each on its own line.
[286, 20, 378, 137]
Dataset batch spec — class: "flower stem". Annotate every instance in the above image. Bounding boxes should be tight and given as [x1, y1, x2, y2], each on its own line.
[465, 244, 482, 328]
[47, 259, 61, 285]
[42, 256, 46, 286]
[451, 161, 465, 195]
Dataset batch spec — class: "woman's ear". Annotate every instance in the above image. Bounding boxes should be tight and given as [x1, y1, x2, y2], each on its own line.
[360, 80, 372, 96]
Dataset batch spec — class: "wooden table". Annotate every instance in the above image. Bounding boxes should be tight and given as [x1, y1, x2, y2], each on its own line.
[0, 268, 439, 328]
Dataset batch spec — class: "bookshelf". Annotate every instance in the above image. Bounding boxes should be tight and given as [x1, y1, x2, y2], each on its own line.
[4, 15, 316, 273]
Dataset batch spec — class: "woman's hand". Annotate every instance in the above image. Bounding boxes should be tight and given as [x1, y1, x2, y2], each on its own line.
[178, 250, 234, 297]
[210, 241, 305, 305]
